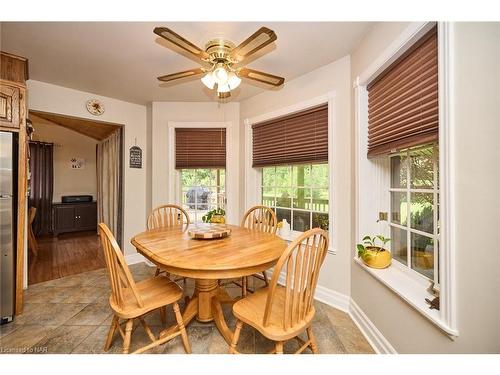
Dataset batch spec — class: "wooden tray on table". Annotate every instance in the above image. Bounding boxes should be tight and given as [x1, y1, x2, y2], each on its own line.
[187, 223, 231, 240]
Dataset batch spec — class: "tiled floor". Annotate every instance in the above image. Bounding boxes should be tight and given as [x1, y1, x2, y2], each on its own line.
[0, 263, 374, 354]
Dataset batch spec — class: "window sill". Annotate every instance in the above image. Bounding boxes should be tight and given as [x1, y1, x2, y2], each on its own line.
[353, 257, 458, 337]
[278, 230, 336, 255]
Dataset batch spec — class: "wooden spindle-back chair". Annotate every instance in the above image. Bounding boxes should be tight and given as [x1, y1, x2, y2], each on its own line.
[241, 205, 278, 234]
[230, 228, 329, 354]
[147, 204, 190, 279]
[99, 223, 191, 354]
[236, 205, 278, 296]
[147, 204, 190, 230]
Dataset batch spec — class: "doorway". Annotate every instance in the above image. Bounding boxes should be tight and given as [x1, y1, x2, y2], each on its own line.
[27, 110, 123, 284]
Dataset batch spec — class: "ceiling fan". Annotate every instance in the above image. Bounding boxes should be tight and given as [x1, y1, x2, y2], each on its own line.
[153, 26, 285, 99]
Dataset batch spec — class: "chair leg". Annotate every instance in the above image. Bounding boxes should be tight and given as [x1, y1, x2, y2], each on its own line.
[229, 320, 243, 354]
[307, 327, 319, 354]
[159, 306, 167, 325]
[155, 267, 161, 276]
[122, 319, 134, 354]
[173, 302, 191, 354]
[275, 341, 284, 354]
[262, 271, 268, 286]
[104, 315, 119, 351]
[242, 277, 248, 298]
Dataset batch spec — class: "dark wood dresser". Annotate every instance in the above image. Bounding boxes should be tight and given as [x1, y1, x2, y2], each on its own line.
[52, 201, 97, 235]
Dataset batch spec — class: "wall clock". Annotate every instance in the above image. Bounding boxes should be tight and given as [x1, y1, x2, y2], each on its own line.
[86, 99, 105, 116]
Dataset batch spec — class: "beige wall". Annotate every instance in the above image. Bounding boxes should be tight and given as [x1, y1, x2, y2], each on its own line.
[239, 56, 352, 296]
[31, 121, 98, 202]
[28, 80, 148, 256]
[351, 22, 500, 353]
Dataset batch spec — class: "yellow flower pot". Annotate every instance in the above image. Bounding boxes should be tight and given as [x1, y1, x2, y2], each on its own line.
[210, 214, 225, 224]
[361, 246, 392, 269]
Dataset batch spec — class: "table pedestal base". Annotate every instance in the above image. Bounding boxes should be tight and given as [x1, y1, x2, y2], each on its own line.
[160, 278, 236, 345]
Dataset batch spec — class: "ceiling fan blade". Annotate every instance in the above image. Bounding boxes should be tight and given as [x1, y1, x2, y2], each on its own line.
[154, 27, 210, 61]
[157, 68, 205, 82]
[229, 27, 277, 63]
[238, 68, 284, 87]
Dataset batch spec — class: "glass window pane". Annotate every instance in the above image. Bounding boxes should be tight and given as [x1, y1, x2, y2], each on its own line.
[276, 208, 291, 226]
[292, 165, 311, 187]
[182, 204, 196, 222]
[293, 211, 311, 232]
[410, 146, 434, 188]
[195, 169, 212, 186]
[391, 155, 407, 188]
[311, 164, 328, 187]
[181, 190, 189, 205]
[181, 169, 196, 187]
[411, 232, 434, 280]
[184, 189, 196, 208]
[261, 187, 275, 207]
[390, 226, 408, 266]
[276, 188, 292, 208]
[262, 167, 275, 187]
[410, 193, 434, 233]
[312, 212, 329, 230]
[275, 166, 291, 187]
[312, 189, 329, 213]
[292, 188, 311, 209]
[391, 192, 408, 226]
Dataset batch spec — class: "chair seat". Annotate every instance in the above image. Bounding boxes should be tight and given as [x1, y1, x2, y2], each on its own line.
[233, 285, 315, 341]
[109, 275, 183, 319]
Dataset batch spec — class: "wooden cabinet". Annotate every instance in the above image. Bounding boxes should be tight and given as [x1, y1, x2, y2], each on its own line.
[0, 85, 20, 129]
[52, 202, 97, 235]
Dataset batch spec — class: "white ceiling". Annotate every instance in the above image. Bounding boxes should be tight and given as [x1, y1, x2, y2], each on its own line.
[0, 22, 373, 104]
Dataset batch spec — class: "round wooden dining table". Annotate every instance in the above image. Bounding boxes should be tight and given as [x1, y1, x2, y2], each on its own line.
[131, 223, 287, 345]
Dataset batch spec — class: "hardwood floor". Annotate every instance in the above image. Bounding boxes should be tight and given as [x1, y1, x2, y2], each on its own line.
[28, 231, 106, 285]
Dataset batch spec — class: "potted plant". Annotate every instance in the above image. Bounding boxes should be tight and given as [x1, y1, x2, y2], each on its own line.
[202, 208, 226, 224]
[357, 235, 392, 269]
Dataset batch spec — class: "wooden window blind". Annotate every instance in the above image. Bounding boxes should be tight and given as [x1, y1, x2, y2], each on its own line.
[252, 103, 328, 167]
[175, 128, 226, 169]
[367, 26, 438, 157]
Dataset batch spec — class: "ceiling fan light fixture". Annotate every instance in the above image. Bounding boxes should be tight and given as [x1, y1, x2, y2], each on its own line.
[201, 73, 216, 89]
[217, 83, 231, 93]
[227, 72, 242, 90]
[213, 65, 229, 85]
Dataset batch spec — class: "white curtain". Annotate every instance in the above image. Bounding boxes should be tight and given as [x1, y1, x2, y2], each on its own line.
[97, 130, 121, 243]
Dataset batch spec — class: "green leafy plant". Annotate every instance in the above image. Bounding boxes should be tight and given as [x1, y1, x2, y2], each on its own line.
[202, 208, 226, 223]
[357, 235, 391, 258]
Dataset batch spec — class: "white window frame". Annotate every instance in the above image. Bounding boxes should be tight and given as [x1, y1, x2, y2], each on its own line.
[389, 144, 440, 284]
[354, 22, 458, 337]
[260, 163, 330, 234]
[179, 168, 226, 223]
[244, 92, 337, 254]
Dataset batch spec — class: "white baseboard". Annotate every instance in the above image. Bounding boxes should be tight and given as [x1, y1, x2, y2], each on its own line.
[275, 271, 350, 312]
[125, 252, 148, 265]
[349, 299, 397, 354]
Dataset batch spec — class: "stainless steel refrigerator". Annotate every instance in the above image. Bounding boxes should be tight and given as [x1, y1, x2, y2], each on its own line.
[0, 131, 16, 324]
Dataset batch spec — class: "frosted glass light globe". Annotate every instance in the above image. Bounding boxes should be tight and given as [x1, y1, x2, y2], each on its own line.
[213, 66, 229, 85]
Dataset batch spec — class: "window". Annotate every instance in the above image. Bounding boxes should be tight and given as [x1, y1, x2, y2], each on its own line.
[261, 163, 329, 232]
[389, 144, 439, 282]
[180, 168, 225, 223]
